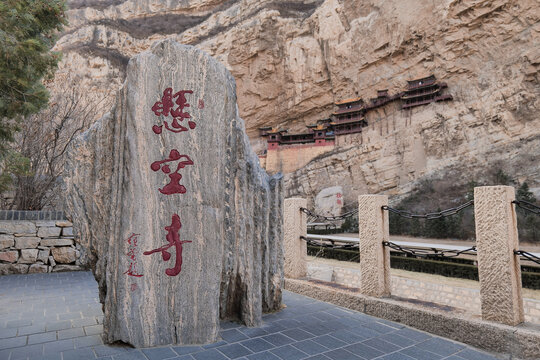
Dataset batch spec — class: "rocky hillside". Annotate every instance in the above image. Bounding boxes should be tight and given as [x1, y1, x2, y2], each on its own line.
[52, 0, 539, 203]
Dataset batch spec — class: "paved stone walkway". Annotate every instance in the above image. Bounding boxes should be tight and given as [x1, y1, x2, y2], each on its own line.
[0, 272, 499, 360]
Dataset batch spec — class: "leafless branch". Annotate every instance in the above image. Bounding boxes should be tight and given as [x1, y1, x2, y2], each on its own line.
[9, 76, 110, 210]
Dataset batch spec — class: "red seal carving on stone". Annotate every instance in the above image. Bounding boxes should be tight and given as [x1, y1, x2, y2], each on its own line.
[123, 233, 143, 277]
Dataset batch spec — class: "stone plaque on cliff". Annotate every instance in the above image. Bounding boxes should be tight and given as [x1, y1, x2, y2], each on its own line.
[64, 40, 283, 347]
[315, 186, 344, 218]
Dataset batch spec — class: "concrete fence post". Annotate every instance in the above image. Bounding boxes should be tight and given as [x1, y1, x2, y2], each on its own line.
[474, 186, 524, 325]
[284, 198, 307, 279]
[358, 195, 391, 297]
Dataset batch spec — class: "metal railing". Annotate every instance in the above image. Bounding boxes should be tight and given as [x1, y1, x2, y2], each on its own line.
[302, 196, 539, 264]
[513, 200, 540, 215]
[304, 234, 477, 257]
[382, 200, 474, 219]
[304, 233, 540, 265]
[301, 207, 358, 222]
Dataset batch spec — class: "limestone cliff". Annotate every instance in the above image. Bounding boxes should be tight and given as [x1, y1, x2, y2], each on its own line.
[53, 0, 539, 202]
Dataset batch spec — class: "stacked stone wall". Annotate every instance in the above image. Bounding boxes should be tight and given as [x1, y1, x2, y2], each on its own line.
[307, 259, 540, 324]
[0, 212, 85, 275]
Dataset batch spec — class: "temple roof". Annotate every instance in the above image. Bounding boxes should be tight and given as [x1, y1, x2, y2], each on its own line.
[331, 118, 366, 125]
[402, 87, 442, 99]
[265, 128, 288, 134]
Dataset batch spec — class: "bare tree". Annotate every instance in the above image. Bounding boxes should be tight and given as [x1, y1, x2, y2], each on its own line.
[10, 81, 108, 210]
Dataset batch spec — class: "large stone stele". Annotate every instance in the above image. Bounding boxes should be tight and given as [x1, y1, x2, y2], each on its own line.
[314, 186, 344, 217]
[64, 40, 283, 347]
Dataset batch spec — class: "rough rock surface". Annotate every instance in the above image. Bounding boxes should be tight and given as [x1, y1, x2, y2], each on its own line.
[0, 235, 14, 250]
[19, 249, 39, 264]
[28, 264, 49, 274]
[40, 238, 74, 247]
[0, 251, 18, 263]
[51, 264, 83, 272]
[51, 247, 78, 264]
[37, 249, 50, 263]
[0, 222, 36, 235]
[14, 237, 40, 249]
[51, 0, 539, 201]
[64, 40, 283, 347]
[37, 227, 62, 238]
[0, 264, 28, 275]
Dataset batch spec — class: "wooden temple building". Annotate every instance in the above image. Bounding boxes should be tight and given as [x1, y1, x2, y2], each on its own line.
[259, 125, 335, 150]
[260, 75, 453, 148]
[401, 75, 453, 109]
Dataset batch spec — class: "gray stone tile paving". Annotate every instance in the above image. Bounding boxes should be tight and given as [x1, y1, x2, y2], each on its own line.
[0, 271, 500, 360]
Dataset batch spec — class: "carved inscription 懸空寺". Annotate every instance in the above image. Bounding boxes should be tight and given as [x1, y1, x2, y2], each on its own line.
[143, 214, 191, 277]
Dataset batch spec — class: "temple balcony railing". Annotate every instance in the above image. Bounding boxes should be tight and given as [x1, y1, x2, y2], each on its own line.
[334, 104, 365, 115]
[402, 97, 438, 109]
[333, 115, 365, 124]
[402, 87, 442, 100]
[279, 138, 316, 145]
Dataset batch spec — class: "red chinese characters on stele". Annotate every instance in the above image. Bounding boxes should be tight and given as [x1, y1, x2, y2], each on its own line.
[143, 214, 191, 277]
[124, 233, 143, 278]
[151, 150, 194, 195]
[151, 88, 196, 134]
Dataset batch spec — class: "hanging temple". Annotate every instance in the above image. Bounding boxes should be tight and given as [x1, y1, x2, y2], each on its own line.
[259, 75, 453, 150]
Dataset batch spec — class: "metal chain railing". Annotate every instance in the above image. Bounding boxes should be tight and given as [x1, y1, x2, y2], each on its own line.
[513, 200, 540, 215]
[383, 241, 477, 258]
[303, 236, 478, 260]
[301, 236, 359, 250]
[304, 199, 538, 221]
[303, 198, 538, 262]
[301, 207, 359, 222]
[514, 250, 540, 265]
[382, 200, 474, 220]
[302, 237, 361, 261]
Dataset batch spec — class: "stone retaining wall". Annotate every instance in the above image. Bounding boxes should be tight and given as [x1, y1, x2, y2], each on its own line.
[0, 218, 85, 275]
[307, 259, 540, 324]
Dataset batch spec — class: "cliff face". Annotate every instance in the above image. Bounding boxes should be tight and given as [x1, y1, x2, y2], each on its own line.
[54, 0, 540, 202]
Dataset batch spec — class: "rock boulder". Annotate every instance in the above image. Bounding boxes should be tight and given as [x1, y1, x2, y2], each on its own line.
[51, 247, 77, 264]
[37, 227, 62, 238]
[0, 235, 14, 250]
[0, 221, 35, 235]
[15, 237, 40, 249]
[19, 249, 38, 264]
[0, 251, 18, 263]
[28, 264, 48, 274]
[64, 41, 283, 347]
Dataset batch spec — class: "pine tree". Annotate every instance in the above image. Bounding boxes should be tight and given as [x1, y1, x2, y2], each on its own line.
[424, 209, 448, 239]
[517, 182, 536, 204]
[516, 182, 539, 243]
[0, 0, 67, 153]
